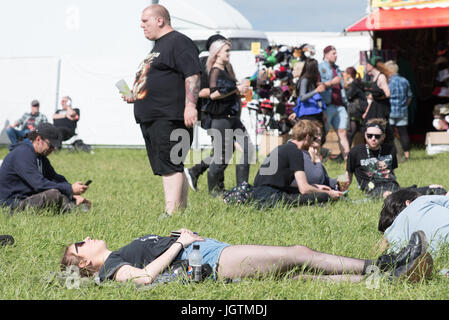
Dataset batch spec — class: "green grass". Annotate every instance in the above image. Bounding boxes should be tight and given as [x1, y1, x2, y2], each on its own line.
[1, 146, 449, 300]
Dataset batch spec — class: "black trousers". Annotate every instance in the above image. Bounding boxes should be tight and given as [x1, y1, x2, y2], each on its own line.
[14, 189, 75, 213]
[251, 185, 331, 208]
[207, 117, 254, 192]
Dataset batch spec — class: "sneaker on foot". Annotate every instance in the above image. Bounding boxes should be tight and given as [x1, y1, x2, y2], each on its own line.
[184, 168, 198, 192]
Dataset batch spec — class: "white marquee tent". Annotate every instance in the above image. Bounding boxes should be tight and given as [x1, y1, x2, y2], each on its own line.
[0, 0, 371, 148]
[0, 0, 260, 146]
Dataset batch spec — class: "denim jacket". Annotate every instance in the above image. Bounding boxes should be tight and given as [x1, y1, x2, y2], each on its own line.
[318, 60, 348, 106]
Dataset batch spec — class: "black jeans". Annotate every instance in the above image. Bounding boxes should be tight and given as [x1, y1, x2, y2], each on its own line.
[251, 185, 331, 208]
[392, 125, 410, 152]
[13, 189, 75, 213]
[207, 117, 254, 192]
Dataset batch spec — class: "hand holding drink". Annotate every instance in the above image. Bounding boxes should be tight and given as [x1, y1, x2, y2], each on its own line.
[337, 174, 350, 191]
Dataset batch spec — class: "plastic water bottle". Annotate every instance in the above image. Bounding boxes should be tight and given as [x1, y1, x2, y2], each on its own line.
[188, 244, 203, 282]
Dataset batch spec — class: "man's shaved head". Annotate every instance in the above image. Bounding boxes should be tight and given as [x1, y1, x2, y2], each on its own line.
[143, 4, 171, 25]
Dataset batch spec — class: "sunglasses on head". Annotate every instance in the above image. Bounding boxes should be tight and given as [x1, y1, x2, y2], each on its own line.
[366, 133, 382, 140]
[74, 241, 85, 254]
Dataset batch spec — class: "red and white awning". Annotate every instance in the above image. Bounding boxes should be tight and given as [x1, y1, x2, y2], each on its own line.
[346, 5, 449, 32]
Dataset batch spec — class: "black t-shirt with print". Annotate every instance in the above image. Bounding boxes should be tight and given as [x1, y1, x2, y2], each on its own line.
[346, 143, 398, 191]
[98, 234, 178, 282]
[53, 108, 80, 132]
[253, 141, 305, 193]
[133, 31, 201, 123]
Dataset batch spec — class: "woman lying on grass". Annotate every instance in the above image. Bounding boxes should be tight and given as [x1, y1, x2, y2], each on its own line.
[377, 188, 449, 256]
[61, 228, 433, 285]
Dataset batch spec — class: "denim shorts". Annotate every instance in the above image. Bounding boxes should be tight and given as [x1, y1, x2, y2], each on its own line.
[389, 116, 408, 126]
[176, 238, 230, 279]
[324, 104, 349, 130]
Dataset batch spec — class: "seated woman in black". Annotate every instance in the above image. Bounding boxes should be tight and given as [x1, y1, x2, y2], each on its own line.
[204, 39, 253, 196]
[252, 120, 344, 208]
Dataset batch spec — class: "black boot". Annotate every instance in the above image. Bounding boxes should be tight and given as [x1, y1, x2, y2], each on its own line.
[236, 164, 250, 186]
[207, 170, 224, 197]
[375, 230, 433, 282]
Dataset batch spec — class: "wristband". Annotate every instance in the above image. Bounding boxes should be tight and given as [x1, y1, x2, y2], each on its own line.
[174, 241, 184, 249]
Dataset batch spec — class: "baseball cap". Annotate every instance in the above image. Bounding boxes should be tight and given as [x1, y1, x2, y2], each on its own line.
[35, 123, 61, 149]
[323, 45, 336, 55]
[260, 99, 273, 109]
[31, 99, 40, 106]
[206, 34, 227, 51]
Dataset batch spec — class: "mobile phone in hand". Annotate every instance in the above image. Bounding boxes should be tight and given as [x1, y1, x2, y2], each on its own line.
[170, 231, 198, 237]
[85, 180, 92, 186]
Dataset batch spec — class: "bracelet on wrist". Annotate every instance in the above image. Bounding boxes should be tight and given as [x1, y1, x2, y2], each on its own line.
[174, 241, 184, 249]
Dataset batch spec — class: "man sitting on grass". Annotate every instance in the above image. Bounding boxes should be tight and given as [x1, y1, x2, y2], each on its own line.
[61, 228, 432, 285]
[251, 119, 343, 207]
[377, 188, 449, 256]
[346, 118, 446, 199]
[0, 123, 91, 214]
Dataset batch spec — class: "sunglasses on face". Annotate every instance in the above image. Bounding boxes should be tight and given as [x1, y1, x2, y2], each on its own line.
[366, 133, 382, 140]
[74, 241, 85, 254]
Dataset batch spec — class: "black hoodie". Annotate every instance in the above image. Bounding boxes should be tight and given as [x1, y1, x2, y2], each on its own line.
[0, 139, 72, 208]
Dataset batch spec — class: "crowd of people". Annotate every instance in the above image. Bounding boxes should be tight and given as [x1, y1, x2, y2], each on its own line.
[1, 4, 449, 291]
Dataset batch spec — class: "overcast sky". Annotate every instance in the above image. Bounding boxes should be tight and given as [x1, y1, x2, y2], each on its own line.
[227, 0, 369, 32]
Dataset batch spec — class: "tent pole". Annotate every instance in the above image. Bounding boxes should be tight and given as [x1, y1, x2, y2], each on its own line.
[55, 58, 62, 112]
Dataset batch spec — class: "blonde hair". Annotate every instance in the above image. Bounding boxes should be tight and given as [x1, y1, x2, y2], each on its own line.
[376, 62, 394, 81]
[206, 40, 231, 74]
[292, 61, 305, 78]
[385, 60, 399, 75]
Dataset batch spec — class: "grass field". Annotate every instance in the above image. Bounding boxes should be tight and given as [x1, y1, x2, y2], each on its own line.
[1, 145, 449, 300]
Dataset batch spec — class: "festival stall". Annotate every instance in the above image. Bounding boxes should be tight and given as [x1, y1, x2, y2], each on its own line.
[346, 0, 449, 146]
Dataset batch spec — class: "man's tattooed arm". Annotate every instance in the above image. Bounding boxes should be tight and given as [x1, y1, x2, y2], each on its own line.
[184, 73, 200, 128]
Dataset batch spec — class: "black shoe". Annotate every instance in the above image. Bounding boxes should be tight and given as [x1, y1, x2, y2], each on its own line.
[0, 235, 15, 246]
[184, 168, 198, 192]
[376, 230, 433, 282]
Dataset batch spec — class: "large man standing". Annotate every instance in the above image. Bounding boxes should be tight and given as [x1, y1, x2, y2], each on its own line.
[123, 5, 201, 216]
[319, 46, 350, 161]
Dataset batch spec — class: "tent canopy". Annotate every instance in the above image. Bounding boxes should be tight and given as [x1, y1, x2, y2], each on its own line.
[346, 6, 449, 32]
[161, 0, 252, 30]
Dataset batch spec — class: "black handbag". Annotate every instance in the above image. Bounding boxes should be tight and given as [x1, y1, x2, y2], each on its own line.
[201, 99, 229, 116]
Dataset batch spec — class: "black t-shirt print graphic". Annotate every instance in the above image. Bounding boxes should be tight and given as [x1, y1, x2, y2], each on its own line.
[132, 31, 201, 123]
[133, 52, 160, 100]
